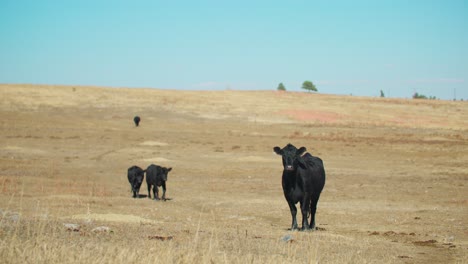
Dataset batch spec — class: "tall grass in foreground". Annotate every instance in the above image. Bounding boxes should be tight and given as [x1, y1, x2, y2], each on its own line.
[0, 218, 298, 263]
[0, 185, 403, 264]
[0, 213, 402, 264]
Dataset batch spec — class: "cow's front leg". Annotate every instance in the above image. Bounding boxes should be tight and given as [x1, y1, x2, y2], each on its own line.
[133, 185, 140, 198]
[154, 186, 160, 200]
[301, 193, 312, 231]
[287, 201, 298, 230]
[132, 184, 138, 198]
[161, 182, 167, 201]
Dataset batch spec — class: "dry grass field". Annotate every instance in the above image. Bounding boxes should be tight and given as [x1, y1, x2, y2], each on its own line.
[0, 84, 467, 263]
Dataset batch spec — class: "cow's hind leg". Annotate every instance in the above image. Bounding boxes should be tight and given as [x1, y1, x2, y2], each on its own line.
[147, 185, 152, 199]
[309, 193, 321, 229]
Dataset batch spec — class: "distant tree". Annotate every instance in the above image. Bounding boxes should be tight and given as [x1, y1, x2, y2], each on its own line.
[413, 92, 437, 100]
[277, 83, 286, 91]
[301, 81, 317, 92]
[413, 92, 427, 99]
[380, 90, 385, 97]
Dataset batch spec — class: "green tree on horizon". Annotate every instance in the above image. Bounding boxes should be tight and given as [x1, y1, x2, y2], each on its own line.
[301, 81, 317, 92]
[277, 83, 286, 91]
[413, 92, 437, 100]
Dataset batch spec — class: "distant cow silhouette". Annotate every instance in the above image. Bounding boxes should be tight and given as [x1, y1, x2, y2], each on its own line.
[127, 165, 145, 198]
[273, 144, 326, 231]
[134, 116, 141, 127]
[146, 164, 172, 201]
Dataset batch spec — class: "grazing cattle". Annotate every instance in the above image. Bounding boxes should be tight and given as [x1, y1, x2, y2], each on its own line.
[273, 143, 326, 231]
[146, 164, 172, 201]
[134, 116, 141, 127]
[127, 165, 146, 198]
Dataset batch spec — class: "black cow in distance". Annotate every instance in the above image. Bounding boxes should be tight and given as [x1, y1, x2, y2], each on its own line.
[146, 164, 172, 201]
[127, 165, 145, 198]
[273, 144, 326, 231]
[134, 116, 141, 127]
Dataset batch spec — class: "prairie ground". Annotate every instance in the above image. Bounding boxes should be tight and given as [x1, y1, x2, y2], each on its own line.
[0, 84, 467, 263]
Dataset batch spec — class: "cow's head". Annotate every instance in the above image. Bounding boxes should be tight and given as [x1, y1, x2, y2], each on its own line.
[273, 144, 307, 171]
[161, 167, 172, 181]
[133, 169, 145, 190]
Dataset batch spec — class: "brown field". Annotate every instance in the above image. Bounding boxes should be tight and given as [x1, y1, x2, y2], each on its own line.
[0, 84, 467, 263]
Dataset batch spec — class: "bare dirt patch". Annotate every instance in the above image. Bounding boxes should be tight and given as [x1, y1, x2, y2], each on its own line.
[140, 141, 169, 147]
[143, 157, 172, 163]
[280, 109, 345, 123]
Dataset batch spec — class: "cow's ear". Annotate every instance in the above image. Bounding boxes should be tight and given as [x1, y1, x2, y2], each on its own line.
[167, 167, 172, 172]
[273, 147, 283, 155]
[297, 147, 307, 156]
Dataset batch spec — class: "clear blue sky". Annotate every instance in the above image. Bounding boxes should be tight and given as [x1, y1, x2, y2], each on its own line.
[1, 0, 467, 99]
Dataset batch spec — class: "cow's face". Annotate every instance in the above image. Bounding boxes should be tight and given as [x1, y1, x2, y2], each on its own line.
[133, 170, 144, 189]
[273, 144, 307, 171]
[161, 167, 172, 181]
[133, 181, 142, 191]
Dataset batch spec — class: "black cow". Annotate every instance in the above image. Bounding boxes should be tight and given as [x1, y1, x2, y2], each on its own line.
[146, 164, 172, 201]
[127, 165, 146, 198]
[134, 116, 141, 127]
[273, 143, 326, 231]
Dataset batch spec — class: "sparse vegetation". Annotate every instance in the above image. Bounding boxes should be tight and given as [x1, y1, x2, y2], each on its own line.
[0, 215, 334, 264]
[0, 84, 466, 263]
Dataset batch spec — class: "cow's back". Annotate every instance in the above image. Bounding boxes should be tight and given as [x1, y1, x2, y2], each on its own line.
[128, 165, 144, 182]
[146, 164, 160, 184]
[128, 166, 138, 182]
[302, 153, 326, 193]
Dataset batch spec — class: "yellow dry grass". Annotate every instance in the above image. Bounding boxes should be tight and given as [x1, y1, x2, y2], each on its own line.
[0, 84, 467, 263]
